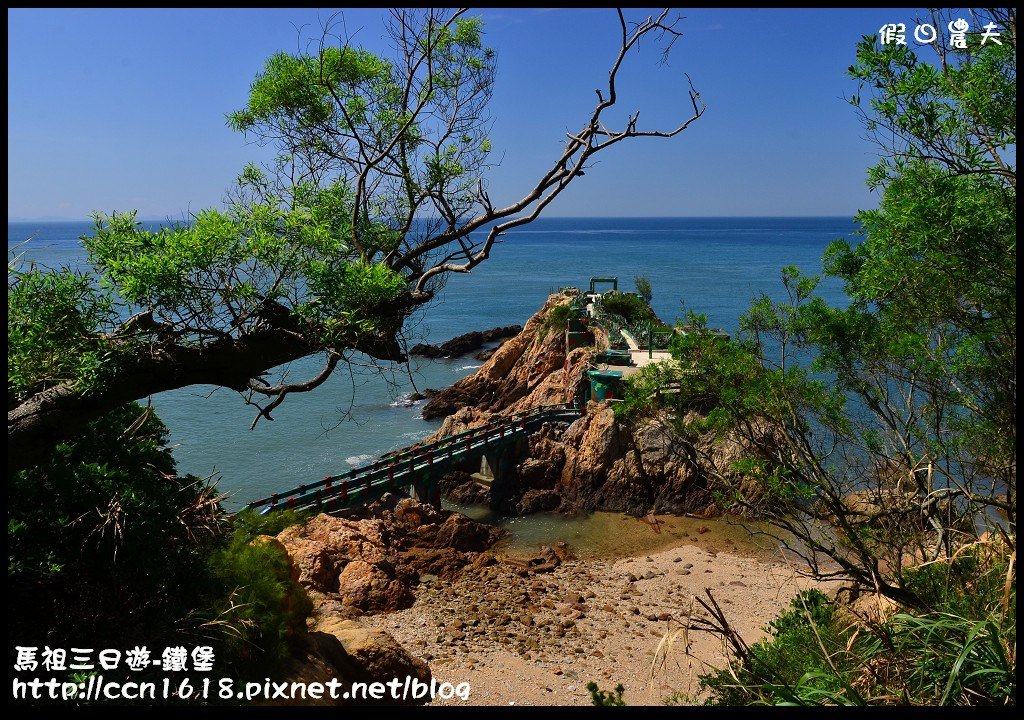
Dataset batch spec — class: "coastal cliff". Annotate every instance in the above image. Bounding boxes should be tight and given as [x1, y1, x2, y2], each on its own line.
[422, 293, 771, 517]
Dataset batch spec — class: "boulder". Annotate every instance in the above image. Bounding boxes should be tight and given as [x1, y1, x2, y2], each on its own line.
[275, 617, 431, 706]
[337, 560, 414, 613]
[315, 616, 431, 687]
[277, 499, 504, 614]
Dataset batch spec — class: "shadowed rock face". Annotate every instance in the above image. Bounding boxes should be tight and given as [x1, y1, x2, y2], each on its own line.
[419, 294, 779, 519]
[276, 615, 432, 706]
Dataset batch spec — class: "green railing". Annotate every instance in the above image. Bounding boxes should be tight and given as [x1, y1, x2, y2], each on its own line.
[247, 403, 582, 514]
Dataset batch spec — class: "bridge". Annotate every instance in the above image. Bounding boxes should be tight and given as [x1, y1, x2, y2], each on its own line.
[247, 403, 582, 515]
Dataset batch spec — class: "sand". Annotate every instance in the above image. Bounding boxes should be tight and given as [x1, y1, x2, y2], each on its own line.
[363, 522, 837, 706]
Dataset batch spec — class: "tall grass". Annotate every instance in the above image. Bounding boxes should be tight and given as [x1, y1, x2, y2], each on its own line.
[690, 539, 1015, 706]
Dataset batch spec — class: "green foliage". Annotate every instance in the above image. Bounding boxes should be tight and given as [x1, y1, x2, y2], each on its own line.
[7, 259, 117, 400]
[698, 546, 1016, 706]
[543, 302, 575, 333]
[699, 590, 855, 706]
[634, 10, 1014, 607]
[207, 517, 313, 676]
[599, 291, 658, 325]
[634, 275, 653, 303]
[8, 402, 226, 645]
[847, 14, 1015, 190]
[226, 10, 496, 227]
[229, 506, 310, 545]
[86, 183, 406, 346]
[587, 681, 626, 706]
[8, 403, 314, 686]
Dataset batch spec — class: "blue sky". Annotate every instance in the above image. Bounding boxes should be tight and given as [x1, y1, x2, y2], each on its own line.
[8, 7, 928, 220]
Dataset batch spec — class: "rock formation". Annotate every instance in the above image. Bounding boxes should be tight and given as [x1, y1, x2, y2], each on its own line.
[276, 495, 505, 615]
[409, 325, 522, 359]
[421, 293, 775, 518]
[420, 296, 590, 419]
[276, 615, 432, 706]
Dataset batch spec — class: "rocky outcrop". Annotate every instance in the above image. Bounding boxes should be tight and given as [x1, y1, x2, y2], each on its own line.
[553, 406, 772, 517]
[421, 296, 588, 419]
[277, 496, 505, 615]
[409, 325, 522, 359]
[420, 293, 778, 518]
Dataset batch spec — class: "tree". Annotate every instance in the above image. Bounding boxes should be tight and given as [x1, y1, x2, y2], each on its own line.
[634, 275, 653, 303]
[627, 9, 1014, 608]
[7, 8, 705, 475]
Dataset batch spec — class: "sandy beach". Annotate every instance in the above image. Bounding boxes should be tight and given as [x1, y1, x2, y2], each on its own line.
[363, 517, 835, 706]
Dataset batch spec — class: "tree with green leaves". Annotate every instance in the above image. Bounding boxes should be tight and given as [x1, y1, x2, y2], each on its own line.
[7, 8, 705, 475]
[621, 9, 1014, 609]
[634, 275, 653, 303]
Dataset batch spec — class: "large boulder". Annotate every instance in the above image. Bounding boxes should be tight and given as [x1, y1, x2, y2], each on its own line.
[336, 560, 414, 613]
[275, 617, 431, 706]
[314, 616, 431, 687]
[276, 498, 504, 614]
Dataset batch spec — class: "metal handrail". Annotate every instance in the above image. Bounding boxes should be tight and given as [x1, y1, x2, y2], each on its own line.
[247, 403, 581, 513]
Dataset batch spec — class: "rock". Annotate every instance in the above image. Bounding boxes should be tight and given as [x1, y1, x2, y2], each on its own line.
[516, 489, 561, 514]
[410, 326, 522, 359]
[440, 471, 491, 506]
[434, 512, 504, 551]
[277, 499, 503, 615]
[421, 297, 576, 420]
[315, 616, 431, 687]
[337, 560, 414, 613]
[275, 617, 430, 706]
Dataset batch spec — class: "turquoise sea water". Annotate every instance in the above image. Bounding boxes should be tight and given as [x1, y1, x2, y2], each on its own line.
[9, 217, 854, 511]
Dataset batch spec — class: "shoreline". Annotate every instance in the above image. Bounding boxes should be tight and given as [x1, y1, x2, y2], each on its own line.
[362, 517, 836, 706]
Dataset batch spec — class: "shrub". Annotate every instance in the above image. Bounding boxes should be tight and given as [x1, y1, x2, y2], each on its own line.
[207, 515, 313, 676]
[8, 402, 226, 647]
[696, 543, 1016, 706]
[600, 292, 657, 324]
[8, 403, 315, 690]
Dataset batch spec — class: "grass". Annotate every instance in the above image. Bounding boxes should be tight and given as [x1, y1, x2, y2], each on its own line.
[690, 539, 1016, 706]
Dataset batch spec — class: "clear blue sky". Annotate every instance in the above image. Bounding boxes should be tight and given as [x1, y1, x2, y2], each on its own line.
[8, 7, 923, 220]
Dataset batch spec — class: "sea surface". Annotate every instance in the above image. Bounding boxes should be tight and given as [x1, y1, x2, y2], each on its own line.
[9, 217, 855, 513]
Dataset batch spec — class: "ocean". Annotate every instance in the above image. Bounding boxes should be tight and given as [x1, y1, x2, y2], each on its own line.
[9, 217, 855, 511]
